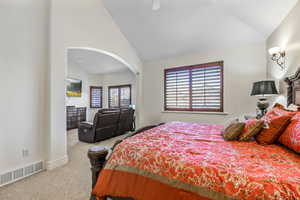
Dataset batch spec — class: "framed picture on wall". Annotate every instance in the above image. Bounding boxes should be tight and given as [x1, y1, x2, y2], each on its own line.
[66, 77, 82, 97]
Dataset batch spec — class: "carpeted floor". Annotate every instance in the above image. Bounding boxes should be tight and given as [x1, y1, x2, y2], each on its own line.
[0, 130, 129, 200]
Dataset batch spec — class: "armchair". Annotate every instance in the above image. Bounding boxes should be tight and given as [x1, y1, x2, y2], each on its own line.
[78, 108, 136, 143]
[78, 120, 96, 143]
[78, 112, 119, 143]
[116, 108, 135, 136]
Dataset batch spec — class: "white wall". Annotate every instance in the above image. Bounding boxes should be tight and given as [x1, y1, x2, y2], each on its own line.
[48, 0, 143, 169]
[267, 1, 300, 105]
[66, 63, 90, 108]
[86, 73, 103, 121]
[100, 71, 137, 109]
[0, 0, 49, 173]
[66, 63, 99, 121]
[88, 70, 137, 121]
[67, 61, 136, 122]
[142, 43, 267, 126]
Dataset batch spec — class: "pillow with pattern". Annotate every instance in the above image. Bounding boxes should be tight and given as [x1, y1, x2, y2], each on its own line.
[239, 119, 264, 141]
[279, 112, 300, 153]
[256, 115, 291, 145]
[222, 121, 245, 141]
[287, 104, 300, 112]
[262, 104, 296, 121]
[222, 118, 239, 128]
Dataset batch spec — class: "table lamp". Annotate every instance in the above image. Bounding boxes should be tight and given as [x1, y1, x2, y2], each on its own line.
[251, 80, 278, 118]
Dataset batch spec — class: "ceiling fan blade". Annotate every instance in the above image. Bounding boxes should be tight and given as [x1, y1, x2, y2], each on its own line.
[152, 0, 160, 11]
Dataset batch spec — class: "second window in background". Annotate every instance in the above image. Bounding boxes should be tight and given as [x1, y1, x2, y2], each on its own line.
[108, 85, 131, 108]
[90, 86, 103, 108]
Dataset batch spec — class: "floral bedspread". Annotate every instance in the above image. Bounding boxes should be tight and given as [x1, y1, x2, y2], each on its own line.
[104, 122, 300, 200]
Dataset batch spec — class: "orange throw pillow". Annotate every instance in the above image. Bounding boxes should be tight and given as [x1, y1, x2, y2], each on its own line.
[256, 115, 291, 145]
[278, 112, 300, 153]
[262, 104, 296, 121]
[273, 103, 285, 109]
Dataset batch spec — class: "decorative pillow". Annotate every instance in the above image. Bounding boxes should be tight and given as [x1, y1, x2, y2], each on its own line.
[256, 115, 291, 145]
[222, 121, 245, 141]
[287, 104, 300, 112]
[262, 104, 296, 121]
[239, 120, 264, 141]
[223, 118, 239, 127]
[273, 103, 285, 109]
[274, 103, 300, 112]
[261, 107, 296, 123]
[279, 112, 300, 153]
[221, 118, 238, 137]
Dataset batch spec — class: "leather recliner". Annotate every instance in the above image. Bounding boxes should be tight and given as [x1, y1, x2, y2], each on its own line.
[78, 108, 135, 143]
[116, 108, 135, 136]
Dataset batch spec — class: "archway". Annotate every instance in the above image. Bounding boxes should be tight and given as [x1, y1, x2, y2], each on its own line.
[65, 47, 140, 149]
[67, 47, 139, 75]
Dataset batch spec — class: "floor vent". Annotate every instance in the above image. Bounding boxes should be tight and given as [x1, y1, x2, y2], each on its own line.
[0, 161, 44, 187]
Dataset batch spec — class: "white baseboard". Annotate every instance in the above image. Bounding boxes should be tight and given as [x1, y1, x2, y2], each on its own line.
[46, 155, 69, 170]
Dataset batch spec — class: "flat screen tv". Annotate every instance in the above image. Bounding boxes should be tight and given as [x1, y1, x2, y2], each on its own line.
[66, 78, 82, 97]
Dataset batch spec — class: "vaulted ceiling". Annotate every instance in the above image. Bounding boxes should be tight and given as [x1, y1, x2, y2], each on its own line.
[103, 0, 298, 61]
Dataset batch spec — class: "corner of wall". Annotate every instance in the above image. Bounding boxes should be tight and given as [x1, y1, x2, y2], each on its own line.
[45, 155, 69, 170]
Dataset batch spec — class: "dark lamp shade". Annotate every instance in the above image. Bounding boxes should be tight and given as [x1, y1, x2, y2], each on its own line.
[251, 81, 279, 96]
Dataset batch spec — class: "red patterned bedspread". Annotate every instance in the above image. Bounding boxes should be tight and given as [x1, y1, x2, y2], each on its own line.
[96, 122, 300, 200]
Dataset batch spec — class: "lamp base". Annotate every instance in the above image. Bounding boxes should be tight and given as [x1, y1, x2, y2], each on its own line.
[256, 98, 269, 119]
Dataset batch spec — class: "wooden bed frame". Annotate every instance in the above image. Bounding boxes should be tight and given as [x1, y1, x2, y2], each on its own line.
[285, 67, 300, 106]
[87, 68, 300, 200]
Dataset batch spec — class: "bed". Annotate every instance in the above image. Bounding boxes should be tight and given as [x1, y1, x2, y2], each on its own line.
[88, 68, 300, 200]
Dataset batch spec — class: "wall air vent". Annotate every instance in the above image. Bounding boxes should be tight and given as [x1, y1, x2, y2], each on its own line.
[0, 172, 12, 185]
[0, 161, 44, 187]
[13, 168, 24, 180]
[24, 165, 34, 176]
[35, 162, 43, 171]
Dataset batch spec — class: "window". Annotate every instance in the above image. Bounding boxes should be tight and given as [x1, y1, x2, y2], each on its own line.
[90, 86, 103, 108]
[164, 61, 223, 112]
[108, 85, 131, 108]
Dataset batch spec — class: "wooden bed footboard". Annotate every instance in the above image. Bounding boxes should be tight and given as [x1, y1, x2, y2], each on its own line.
[88, 146, 109, 200]
[87, 124, 163, 200]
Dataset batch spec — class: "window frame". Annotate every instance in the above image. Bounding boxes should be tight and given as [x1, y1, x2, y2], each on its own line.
[108, 84, 132, 108]
[90, 86, 103, 109]
[164, 61, 224, 112]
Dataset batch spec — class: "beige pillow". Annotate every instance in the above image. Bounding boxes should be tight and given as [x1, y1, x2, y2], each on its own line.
[239, 120, 264, 142]
[222, 121, 245, 141]
[223, 118, 239, 129]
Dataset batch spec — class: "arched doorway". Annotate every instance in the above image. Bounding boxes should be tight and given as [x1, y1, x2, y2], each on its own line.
[65, 47, 140, 148]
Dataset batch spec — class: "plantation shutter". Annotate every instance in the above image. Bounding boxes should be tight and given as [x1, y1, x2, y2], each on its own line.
[165, 69, 190, 110]
[109, 85, 131, 108]
[90, 86, 102, 108]
[191, 65, 222, 110]
[165, 61, 223, 112]
[120, 87, 131, 107]
[109, 87, 119, 108]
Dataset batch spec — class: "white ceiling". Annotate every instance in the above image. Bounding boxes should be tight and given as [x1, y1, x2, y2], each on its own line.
[68, 49, 130, 74]
[103, 0, 298, 61]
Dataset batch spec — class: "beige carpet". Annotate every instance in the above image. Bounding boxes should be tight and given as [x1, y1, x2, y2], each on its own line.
[0, 130, 129, 200]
